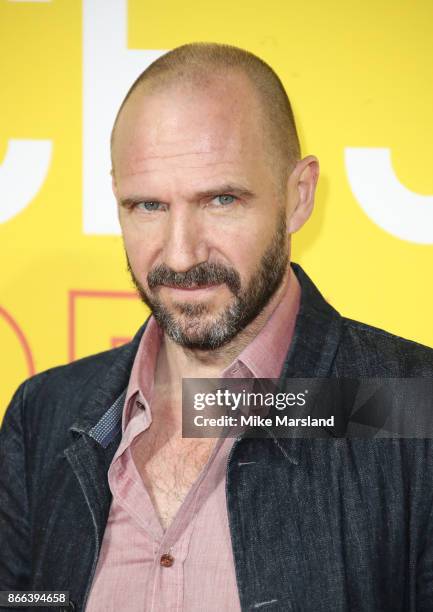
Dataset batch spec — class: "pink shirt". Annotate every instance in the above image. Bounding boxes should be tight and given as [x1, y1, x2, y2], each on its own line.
[86, 269, 301, 612]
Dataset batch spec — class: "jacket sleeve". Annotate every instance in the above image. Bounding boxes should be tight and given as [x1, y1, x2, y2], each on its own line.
[0, 383, 31, 589]
[417, 497, 433, 611]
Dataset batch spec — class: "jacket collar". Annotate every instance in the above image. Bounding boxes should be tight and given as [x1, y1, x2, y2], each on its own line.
[267, 263, 344, 460]
[69, 322, 147, 439]
[282, 262, 343, 379]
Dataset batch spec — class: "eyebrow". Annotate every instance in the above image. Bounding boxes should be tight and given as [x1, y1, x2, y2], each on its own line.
[118, 183, 255, 208]
[193, 183, 255, 200]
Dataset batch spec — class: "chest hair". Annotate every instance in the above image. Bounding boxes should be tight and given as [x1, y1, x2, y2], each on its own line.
[132, 423, 217, 530]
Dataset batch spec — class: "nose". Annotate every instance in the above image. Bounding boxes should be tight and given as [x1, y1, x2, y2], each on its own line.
[161, 206, 209, 272]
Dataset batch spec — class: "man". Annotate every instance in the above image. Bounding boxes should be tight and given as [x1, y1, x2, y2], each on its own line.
[1, 43, 433, 612]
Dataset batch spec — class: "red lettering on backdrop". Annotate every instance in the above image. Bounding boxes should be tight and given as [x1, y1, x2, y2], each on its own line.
[111, 336, 132, 348]
[0, 306, 35, 376]
[68, 290, 138, 362]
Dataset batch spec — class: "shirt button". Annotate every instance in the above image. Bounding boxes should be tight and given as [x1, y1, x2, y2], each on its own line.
[160, 553, 174, 567]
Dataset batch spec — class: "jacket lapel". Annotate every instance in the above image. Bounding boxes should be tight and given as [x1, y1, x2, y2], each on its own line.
[227, 263, 345, 610]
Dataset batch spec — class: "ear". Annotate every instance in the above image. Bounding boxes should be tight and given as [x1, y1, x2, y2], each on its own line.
[286, 155, 319, 233]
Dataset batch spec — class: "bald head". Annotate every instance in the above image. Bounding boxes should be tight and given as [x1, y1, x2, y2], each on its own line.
[111, 43, 301, 187]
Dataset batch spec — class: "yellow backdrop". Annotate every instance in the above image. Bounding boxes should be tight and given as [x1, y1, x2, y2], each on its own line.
[1, 0, 433, 419]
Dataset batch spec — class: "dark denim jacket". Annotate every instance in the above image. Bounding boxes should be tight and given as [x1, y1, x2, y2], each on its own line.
[1, 264, 433, 611]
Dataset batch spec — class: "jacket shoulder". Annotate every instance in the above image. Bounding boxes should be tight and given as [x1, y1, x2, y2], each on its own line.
[21, 344, 128, 397]
[337, 317, 433, 376]
[3, 341, 138, 442]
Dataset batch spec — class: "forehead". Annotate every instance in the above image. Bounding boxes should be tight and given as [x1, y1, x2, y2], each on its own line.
[112, 73, 269, 182]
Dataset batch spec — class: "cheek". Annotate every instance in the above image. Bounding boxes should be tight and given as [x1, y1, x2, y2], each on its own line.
[120, 210, 162, 251]
[121, 230, 159, 282]
[211, 223, 271, 279]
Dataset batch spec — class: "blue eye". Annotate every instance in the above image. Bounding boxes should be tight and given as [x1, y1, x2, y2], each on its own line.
[137, 201, 162, 211]
[215, 195, 235, 206]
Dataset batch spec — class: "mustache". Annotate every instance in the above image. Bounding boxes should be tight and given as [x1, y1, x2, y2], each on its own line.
[147, 262, 241, 295]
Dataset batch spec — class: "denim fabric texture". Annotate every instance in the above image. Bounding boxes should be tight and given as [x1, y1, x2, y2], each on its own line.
[1, 263, 433, 612]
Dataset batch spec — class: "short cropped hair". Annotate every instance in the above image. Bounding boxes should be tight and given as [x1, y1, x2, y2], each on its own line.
[111, 42, 301, 181]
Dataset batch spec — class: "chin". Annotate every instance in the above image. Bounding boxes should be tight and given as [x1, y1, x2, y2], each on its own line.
[161, 312, 235, 350]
